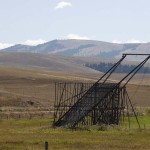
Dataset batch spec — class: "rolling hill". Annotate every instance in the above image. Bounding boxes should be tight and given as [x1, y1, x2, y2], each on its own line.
[0, 52, 101, 75]
[0, 52, 149, 119]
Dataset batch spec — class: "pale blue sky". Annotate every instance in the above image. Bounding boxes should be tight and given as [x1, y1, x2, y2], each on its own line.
[0, 0, 150, 48]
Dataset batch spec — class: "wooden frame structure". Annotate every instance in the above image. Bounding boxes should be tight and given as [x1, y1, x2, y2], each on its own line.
[53, 54, 150, 128]
[53, 82, 127, 127]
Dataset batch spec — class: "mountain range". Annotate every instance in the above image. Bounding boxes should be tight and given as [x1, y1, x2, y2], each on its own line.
[1, 39, 150, 58]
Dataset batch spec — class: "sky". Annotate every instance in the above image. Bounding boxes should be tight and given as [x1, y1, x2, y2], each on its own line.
[0, 0, 150, 49]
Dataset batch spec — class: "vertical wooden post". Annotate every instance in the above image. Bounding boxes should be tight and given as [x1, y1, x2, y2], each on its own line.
[45, 141, 48, 150]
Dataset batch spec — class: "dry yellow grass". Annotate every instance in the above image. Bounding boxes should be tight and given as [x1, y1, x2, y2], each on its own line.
[0, 66, 149, 119]
[0, 66, 98, 119]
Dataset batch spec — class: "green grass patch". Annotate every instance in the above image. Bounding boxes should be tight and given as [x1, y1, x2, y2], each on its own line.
[122, 115, 150, 129]
[0, 117, 150, 150]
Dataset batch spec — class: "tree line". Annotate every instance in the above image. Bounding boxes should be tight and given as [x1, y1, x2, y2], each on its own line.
[86, 62, 150, 73]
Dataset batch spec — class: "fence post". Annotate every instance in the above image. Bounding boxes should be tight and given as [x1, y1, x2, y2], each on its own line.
[45, 141, 48, 150]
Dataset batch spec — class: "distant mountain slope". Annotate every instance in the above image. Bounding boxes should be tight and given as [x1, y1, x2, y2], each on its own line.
[2, 44, 33, 52]
[1, 39, 148, 58]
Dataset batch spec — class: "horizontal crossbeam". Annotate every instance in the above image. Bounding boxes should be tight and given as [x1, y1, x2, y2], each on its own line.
[123, 53, 150, 56]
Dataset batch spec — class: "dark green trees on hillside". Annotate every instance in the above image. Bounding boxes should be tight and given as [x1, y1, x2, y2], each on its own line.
[86, 62, 150, 73]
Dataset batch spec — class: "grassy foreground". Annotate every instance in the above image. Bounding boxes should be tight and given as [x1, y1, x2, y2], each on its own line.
[0, 116, 150, 150]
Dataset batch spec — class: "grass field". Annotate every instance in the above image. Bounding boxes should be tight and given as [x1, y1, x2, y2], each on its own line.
[0, 66, 149, 150]
[0, 64, 150, 149]
[0, 116, 150, 150]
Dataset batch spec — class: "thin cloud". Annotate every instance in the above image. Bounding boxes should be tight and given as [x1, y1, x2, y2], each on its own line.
[23, 39, 47, 46]
[66, 34, 90, 40]
[112, 38, 147, 44]
[0, 39, 47, 49]
[0, 43, 13, 49]
[55, 2, 72, 10]
[126, 38, 146, 43]
[112, 40, 122, 44]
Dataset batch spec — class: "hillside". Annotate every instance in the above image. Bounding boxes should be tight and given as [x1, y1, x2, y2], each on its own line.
[0, 65, 100, 119]
[0, 52, 100, 75]
[1, 39, 149, 58]
[0, 52, 149, 83]
[0, 66, 149, 120]
[0, 52, 149, 119]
